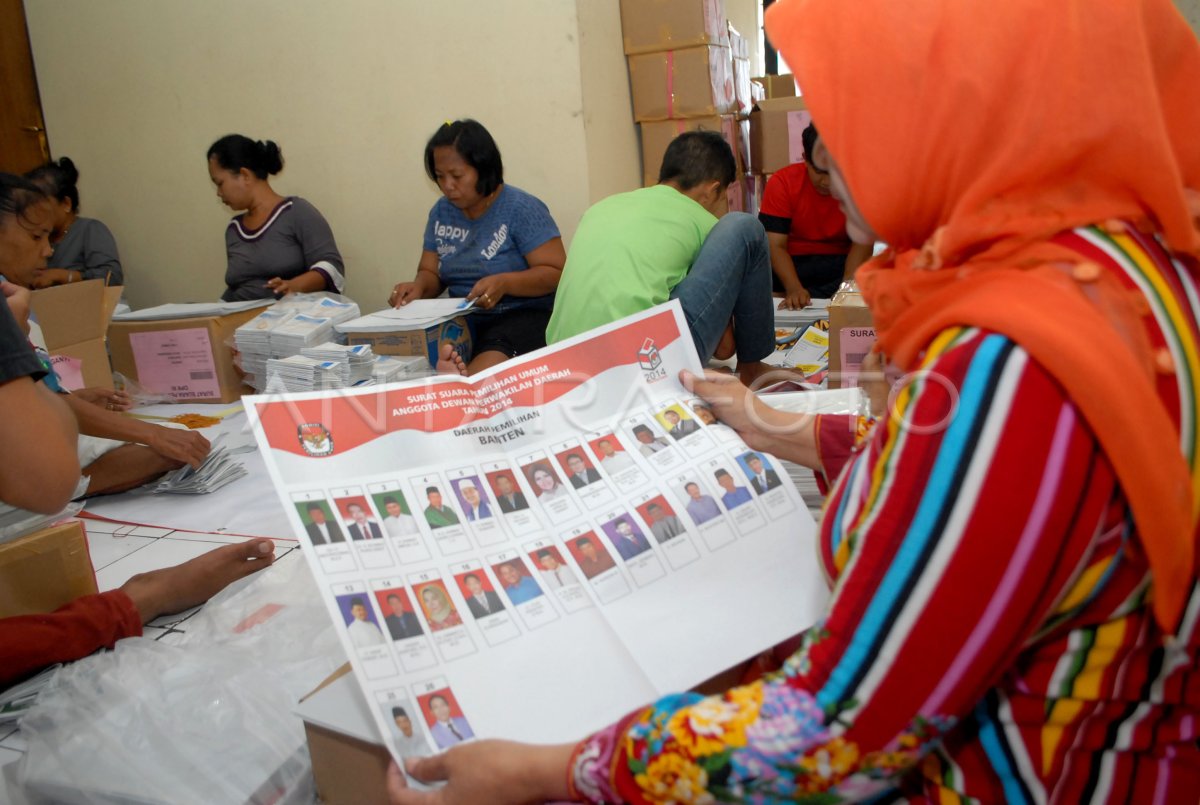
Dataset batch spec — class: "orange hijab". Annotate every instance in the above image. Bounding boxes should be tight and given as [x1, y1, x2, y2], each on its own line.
[766, 0, 1200, 631]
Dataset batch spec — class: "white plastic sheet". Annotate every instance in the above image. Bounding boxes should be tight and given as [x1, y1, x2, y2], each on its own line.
[12, 553, 344, 805]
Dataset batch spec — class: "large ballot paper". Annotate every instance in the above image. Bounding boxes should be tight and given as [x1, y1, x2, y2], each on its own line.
[246, 303, 828, 764]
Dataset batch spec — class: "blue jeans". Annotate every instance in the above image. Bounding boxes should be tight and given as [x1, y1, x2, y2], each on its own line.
[669, 212, 775, 363]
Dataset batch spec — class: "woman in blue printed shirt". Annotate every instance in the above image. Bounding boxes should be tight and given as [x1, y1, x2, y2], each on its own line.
[389, 120, 566, 374]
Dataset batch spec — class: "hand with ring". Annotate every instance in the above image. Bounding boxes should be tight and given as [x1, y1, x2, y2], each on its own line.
[467, 277, 508, 310]
[389, 282, 423, 308]
[75, 387, 133, 412]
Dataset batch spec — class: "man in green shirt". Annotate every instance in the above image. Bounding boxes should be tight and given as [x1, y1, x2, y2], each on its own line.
[423, 486, 460, 529]
[545, 131, 774, 383]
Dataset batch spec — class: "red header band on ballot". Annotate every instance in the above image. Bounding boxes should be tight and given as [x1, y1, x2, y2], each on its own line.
[253, 307, 687, 457]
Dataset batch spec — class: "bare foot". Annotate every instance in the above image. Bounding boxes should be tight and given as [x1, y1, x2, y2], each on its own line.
[713, 323, 737, 361]
[119, 538, 276, 623]
[435, 342, 467, 376]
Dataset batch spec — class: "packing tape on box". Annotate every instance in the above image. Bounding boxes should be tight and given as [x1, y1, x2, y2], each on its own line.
[666, 49, 675, 118]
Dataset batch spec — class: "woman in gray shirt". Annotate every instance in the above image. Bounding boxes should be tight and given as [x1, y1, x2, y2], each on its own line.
[25, 157, 123, 287]
[206, 134, 345, 301]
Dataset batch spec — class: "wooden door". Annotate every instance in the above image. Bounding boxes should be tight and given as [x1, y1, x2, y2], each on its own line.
[0, 0, 50, 173]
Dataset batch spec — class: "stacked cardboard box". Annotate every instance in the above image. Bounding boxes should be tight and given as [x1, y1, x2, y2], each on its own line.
[747, 75, 806, 205]
[749, 95, 811, 175]
[621, 0, 751, 211]
[750, 73, 797, 100]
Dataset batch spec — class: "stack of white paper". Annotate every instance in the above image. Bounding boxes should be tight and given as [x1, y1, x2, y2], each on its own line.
[112, 299, 274, 322]
[266, 354, 349, 392]
[370, 354, 435, 384]
[235, 308, 298, 386]
[235, 296, 363, 390]
[773, 297, 830, 328]
[308, 296, 361, 326]
[267, 313, 333, 354]
[151, 433, 250, 495]
[334, 298, 474, 334]
[302, 343, 376, 385]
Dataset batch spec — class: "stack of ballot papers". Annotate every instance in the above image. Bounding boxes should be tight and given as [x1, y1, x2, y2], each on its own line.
[265, 355, 349, 392]
[112, 299, 274, 322]
[773, 297, 831, 328]
[235, 307, 297, 386]
[334, 297, 474, 334]
[372, 354, 434, 384]
[267, 313, 336, 355]
[235, 296, 361, 390]
[151, 432, 253, 494]
[301, 343, 376, 385]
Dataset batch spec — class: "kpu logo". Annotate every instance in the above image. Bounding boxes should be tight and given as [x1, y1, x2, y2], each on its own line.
[637, 338, 667, 383]
[298, 423, 334, 457]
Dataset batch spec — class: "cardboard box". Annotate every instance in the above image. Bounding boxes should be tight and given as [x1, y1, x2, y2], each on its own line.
[108, 308, 263, 403]
[342, 316, 472, 367]
[749, 96, 812, 174]
[0, 521, 97, 618]
[750, 73, 797, 99]
[732, 56, 753, 116]
[727, 23, 753, 115]
[29, 280, 122, 390]
[619, 0, 728, 55]
[628, 45, 736, 122]
[727, 172, 756, 215]
[639, 114, 741, 187]
[828, 287, 876, 389]
[297, 664, 390, 805]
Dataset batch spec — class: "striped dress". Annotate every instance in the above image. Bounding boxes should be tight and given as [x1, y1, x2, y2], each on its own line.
[569, 223, 1200, 804]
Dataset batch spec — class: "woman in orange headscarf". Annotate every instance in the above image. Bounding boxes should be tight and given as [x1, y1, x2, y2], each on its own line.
[386, 1, 1200, 802]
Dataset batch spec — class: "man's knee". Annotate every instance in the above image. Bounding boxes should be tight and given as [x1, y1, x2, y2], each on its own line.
[713, 211, 765, 240]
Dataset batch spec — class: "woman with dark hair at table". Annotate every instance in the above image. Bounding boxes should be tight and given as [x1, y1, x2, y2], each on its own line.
[206, 134, 345, 301]
[389, 120, 566, 375]
[0, 171, 275, 688]
[25, 157, 123, 287]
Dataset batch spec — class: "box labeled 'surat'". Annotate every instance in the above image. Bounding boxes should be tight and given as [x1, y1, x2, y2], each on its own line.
[828, 288, 876, 390]
[749, 95, 811, 175]
[29, 280, 122, 390]
[341, 316, 472, 367]
[108, 308, 263, 403]
[628, 45, 736, 122]
[619, 0, 729, 55]
[0, 521, 97, 619]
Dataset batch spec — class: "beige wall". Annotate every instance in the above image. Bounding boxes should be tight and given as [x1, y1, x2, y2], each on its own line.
[577, 0, 642, 203]
[1177, 0, 1200, 32]
[25, 0, 641, 310]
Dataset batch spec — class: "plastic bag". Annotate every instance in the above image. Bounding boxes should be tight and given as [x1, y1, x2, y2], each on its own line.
[108, 371, 179, 407]
[12, 552, 344, 805]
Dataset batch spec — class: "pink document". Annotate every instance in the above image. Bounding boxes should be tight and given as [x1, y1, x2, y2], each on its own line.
[128, 327, 221, 400]
[787, 110, 814, 164]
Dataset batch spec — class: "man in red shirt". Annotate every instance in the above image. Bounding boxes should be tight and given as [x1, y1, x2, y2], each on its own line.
[758, 123, 873, 307]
